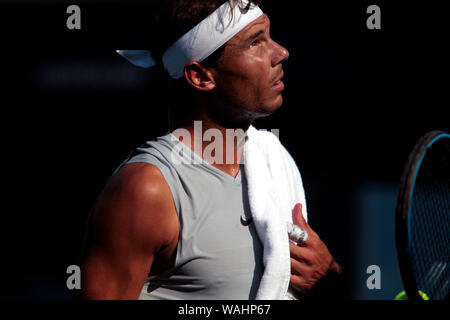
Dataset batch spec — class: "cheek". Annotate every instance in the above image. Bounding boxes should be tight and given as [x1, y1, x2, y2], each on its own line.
[247, 56, 270, 82]
[227, 51, 269, 80]
[237, 59, 271, 96]
[217, 53, 272, 104]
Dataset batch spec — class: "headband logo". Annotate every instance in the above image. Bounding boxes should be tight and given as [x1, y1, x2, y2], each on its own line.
[239, 2, 251, 15]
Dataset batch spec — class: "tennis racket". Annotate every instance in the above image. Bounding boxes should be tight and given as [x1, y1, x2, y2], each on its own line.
[395, 130, 449, 300]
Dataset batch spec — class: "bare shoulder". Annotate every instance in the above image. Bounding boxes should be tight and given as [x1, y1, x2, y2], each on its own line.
[80, 162, 178, 299]
[89, 162, 179, 252]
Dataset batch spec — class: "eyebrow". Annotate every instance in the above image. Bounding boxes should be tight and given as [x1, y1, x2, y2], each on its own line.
[246, 29, 265, 42]
[244, 18, 271, 43]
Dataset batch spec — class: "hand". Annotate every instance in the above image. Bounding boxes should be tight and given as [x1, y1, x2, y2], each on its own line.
[289, 203, 342, 296]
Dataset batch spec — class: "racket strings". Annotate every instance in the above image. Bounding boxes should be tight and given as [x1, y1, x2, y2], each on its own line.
[409, 138, 450, 300]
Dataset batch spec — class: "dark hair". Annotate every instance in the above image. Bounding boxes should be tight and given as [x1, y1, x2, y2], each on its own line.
[148, 0, 262, 128]
[149, 0, 262, 69]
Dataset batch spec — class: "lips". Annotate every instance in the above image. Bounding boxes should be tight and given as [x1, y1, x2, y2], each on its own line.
[271, 70, 285, 91]
[271, 71, 284, 87]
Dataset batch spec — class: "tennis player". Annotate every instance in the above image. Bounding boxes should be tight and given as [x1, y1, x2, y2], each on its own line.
[80, 0, 342, 300]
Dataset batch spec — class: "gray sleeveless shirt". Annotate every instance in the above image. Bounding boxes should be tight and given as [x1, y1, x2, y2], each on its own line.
[111, 131, 264, 300]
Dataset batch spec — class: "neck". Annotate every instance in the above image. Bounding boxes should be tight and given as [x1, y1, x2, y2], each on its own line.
[170, 105, 251, 178]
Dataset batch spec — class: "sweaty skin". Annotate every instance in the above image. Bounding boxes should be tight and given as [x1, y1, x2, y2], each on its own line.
[81, 163, 178, 299]
[80, 13, 341, 299]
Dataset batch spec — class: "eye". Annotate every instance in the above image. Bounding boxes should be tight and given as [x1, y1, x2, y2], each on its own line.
[250, 39, 261, 48]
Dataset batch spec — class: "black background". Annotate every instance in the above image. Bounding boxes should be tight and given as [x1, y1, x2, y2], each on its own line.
[0, 0, 448, 299]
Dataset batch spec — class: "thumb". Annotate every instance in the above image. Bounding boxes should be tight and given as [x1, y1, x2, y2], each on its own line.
[292, 203, 308, 230]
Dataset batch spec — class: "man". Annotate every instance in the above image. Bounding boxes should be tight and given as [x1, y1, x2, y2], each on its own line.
[80, 0, 342, 300]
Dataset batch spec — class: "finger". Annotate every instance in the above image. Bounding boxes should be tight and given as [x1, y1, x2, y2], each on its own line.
[290, 274, 314, 294]
[329, 259, 343, 276]
[289, 242, 314, 264]
[292, 203, 309, 231]
[290, 257, 310, 276]
[289, 274, 305, 290]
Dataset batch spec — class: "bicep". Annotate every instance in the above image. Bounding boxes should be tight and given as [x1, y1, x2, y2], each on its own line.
[81, 239, 155, 299]
[80, 163, 177, 299]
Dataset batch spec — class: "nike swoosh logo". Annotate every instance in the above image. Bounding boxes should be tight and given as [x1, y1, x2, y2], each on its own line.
[240, 215, 253, 226]
[238, 2, 251, 15]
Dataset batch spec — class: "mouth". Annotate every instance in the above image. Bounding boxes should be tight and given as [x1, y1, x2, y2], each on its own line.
[271, 71, 285, 91]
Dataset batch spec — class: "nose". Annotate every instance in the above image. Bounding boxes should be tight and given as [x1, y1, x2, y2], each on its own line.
[271, 40, 290, 66]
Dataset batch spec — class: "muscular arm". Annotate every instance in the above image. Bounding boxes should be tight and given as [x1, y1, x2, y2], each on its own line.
[79, 163, 179, 299]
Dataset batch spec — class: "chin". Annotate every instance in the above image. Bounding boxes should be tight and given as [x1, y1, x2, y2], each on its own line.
[262, 95, 284, 115]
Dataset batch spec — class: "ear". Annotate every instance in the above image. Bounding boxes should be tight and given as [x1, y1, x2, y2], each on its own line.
[184, 62, 217, 91]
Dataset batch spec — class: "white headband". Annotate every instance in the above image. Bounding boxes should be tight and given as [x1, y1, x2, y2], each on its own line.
[117, 1, 263, 79]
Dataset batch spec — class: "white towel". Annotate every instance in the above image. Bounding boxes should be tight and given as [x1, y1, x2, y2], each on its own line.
[243, 125, 308, 300]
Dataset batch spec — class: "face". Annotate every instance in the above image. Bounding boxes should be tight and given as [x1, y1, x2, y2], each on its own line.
[210, 14, 290, 123]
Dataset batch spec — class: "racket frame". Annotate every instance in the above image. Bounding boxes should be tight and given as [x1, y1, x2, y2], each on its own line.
[395, 130, 449, 301]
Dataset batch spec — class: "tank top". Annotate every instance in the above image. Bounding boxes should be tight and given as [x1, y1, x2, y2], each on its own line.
[110, 131, 264, 299]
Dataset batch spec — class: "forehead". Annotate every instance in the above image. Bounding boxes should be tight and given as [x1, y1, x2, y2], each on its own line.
[227, 13, 270, 43]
